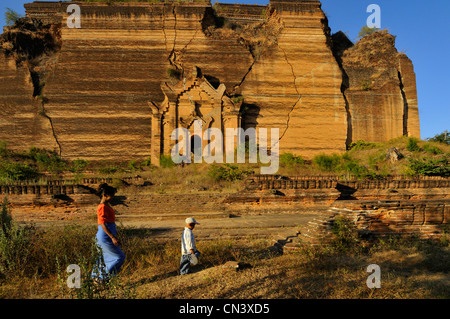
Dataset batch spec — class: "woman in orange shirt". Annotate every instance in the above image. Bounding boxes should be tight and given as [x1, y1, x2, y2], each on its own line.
[92, 183, 125, 282]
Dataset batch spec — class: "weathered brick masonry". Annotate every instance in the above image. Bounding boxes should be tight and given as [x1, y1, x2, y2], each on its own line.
[0, 0, 421, 162]
[246, 175, 450, 243]
[299, 199, 450, 245]
[1, 175, 448, 242]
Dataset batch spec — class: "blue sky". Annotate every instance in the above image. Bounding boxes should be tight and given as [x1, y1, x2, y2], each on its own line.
[1, 0, 449, 140]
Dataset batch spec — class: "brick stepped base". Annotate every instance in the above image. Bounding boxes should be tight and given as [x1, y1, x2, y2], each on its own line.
[114, 193, 228, 217]
[112, 189, 335, 220]
[286, 199, 450, 249]
[3, 176, 449, 248]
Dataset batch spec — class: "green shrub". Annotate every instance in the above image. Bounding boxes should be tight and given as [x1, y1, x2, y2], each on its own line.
[99, 165, 123, 175]
[199, 240, 235, 266]
[279, 153, 304, 167]
[141, 157, 152, 167]
[231, 95, 244, 104]
[340, 153, 383, 179]
[69, 159, 89, 173]
[111, 178, 125, 189]
[28, 147, 66, 173]
[330, 216, 360, 253]
[312, 152, 379, 179]
[312, 154, 341, 172]
[208, 164, 253, 181]
[127, 160, 139, 172]
[0, 161, 39, 182]
[339, 160, 370, 178]
[36, 224, 96, 277]
[406, 137, 420, 152]
[348, 140, 378, 151]
[53, 227, 135, 299]
[361, 80, 372, 91]
[407, 157, 450, 177]
[0, 198, 12, 237]
[358, 25, 380, 38]
[159, 155, 176, 168]
[0, 141, 7, 158]
[341, 152, 351, 161]
[422, 143, 443, 155]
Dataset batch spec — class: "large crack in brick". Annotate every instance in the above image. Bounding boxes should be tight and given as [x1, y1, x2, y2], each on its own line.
[0, 17, 62, 155]
[278, 45, 301, 142]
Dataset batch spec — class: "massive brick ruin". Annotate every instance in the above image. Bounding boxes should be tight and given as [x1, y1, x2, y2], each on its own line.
[0, 0, 421, 164]
[1, 1, 440, 245]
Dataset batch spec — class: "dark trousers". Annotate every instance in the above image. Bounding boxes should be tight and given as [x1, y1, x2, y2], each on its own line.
[179, 251, 200, 275]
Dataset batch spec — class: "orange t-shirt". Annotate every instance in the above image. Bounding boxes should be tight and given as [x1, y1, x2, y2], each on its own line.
[97, 204, 115, 225]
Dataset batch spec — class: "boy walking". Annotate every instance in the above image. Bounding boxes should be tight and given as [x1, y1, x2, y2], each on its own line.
[180, 217, 201, 275]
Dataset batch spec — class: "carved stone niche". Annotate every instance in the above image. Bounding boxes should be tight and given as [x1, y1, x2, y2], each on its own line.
[149, 66, 242, 166]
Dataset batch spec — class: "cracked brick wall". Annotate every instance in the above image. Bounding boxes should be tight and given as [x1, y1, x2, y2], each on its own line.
[0, 1, 420, 161]
[299, 199, 450, 245]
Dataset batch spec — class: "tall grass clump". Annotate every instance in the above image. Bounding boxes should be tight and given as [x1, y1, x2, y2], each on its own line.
[0, 210, 134, 298]
[329, 216, 361, 253]
[160, 154, 176, 168]
[56, 238, 135, 299]
[406, 137, 420, 152]
[0, 197, 34, 277]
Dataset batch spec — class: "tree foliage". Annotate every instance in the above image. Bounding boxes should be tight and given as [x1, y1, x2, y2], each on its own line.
[427, 131, 449, 145]
[4, 8, 22, 27]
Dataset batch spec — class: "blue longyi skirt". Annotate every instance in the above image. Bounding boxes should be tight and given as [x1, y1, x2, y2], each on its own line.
[92, 223, 125, 280]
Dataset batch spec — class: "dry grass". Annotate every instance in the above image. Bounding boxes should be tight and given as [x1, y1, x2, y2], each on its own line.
[1, 223, 448, 299]
[136, 164, 249, 194]
[76, 241, 450, 299]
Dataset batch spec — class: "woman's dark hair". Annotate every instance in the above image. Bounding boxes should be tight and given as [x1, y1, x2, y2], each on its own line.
[97, 183, 117, 198]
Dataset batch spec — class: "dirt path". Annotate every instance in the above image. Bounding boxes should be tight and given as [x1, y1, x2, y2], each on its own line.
[117, 212, 319, 241]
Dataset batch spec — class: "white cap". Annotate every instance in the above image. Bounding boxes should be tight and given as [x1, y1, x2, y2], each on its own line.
[185, 217, 200, 225]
